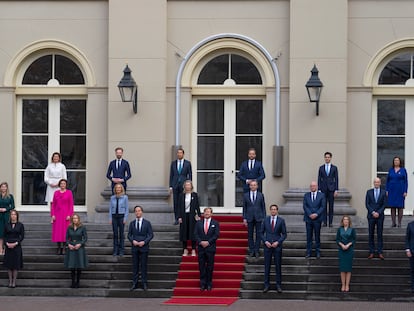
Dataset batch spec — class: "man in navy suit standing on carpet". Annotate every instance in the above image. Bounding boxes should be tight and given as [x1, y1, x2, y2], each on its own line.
[238, 148, 266, 193]
[303, 181, 325, 259]
[261, 204, 287, 293]
[318, 151, 339, 227]
[106, 147, 132, 193]
[194, 207, 220, 291]
[365, 177, 387, 260]
[405, 212, 414, 293]
[243, 180, 266, 258]
[169, 148, 192, 225]
[128, 205, 153, 291]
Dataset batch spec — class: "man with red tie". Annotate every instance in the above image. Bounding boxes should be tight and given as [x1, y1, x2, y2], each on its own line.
[261, 204, 287, 293]
[194, 207, 220, 291]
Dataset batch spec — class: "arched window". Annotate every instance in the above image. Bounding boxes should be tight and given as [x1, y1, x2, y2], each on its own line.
[379, 52, 414, 85]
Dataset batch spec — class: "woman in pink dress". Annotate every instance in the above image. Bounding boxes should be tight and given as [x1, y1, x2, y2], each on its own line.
[51, 179, 74, 255]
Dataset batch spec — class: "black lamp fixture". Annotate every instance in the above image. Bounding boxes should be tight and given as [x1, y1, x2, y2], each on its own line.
[305, 64, 323, 116]
[118, 64, 138, 114]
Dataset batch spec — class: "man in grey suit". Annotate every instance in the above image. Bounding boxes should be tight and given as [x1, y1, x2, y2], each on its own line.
[303, 181, 325, 259]
[366, 177, 387, 260]
[243, 180, 266, 257]
[405, 212, 414, 293]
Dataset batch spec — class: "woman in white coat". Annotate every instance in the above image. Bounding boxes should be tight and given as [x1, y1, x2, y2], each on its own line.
[44, 152, 67, 208]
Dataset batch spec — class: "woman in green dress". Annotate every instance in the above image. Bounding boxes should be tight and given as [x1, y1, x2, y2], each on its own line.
[336, 215, 356, 292]
[64, 213, 88, 288]
[0, 182, 15, 255]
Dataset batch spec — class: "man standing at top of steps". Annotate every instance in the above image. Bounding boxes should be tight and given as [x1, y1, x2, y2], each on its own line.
[405, 212, 414, 293]
[303, 181, 325, 259]
[238, 148, 266, 193]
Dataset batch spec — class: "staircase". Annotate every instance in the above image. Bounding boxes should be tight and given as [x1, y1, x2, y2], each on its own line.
[240, 226, 414, 302]
[0, 221, 182, 298]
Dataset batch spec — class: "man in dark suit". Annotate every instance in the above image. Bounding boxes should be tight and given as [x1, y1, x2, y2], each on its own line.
[261, 204, 287, 293]
[169, 148, 192, 225]
[194, 207, 220, 291]
[106, 147, 132, 193]
[317, 151, 338, 227]
[366, 177, 387, 260]
[405, 213, 414, 293]
[238, 148, 266, 193]
[303, 181, 326, 259]
[243, 180, 266, 257]
[128, 205, 153, 291]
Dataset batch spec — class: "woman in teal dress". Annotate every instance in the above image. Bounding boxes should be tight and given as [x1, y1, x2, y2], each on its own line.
[336, 215, 356, 292]
[64, 214, 88, 288]
[0, 182, 15, 255]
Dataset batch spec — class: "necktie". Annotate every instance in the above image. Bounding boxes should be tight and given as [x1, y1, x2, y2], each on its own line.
[178, 160, 182, 174]
[375, 189, 379, 202]
[116, 197, 119, 214]
[117, 159, 121, 169]
[249, 160, 252, 170]
[204, 220, 209, 234]
[271, 217, 275, 231]
[312, 193, 315, 202]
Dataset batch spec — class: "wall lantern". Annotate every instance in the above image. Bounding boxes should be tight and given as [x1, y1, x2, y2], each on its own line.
[305, 64, 323, 116]
[118, 64, 138, 114]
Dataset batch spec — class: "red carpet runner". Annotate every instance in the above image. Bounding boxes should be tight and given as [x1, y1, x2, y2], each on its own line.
[164, 215, 247, 306]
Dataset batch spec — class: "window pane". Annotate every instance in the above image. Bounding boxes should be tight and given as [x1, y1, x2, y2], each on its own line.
[236, 136, 262, 170]
[377, 137, 404, 172]
[231, 54, 262, 84]
[198, 100, 224, 134]
[197, 172, 224, 207]
[235, 176, 244, 207]
[22, 136, 48, 169]
[22, 99, 48, 133]
[55, 55, 85, 85]
[377, 100, 405, 135]
[60, 100, 86, 134]
[67, 171, 86, 205]
[379, 52, 411, 85]
[21, 171, 47, 205]
[197, 137, 224, 170]
[236, 100, 263, 134]
[198, 54, 228, 84]
[60, 136, 86, 169]
[22, 55, 52, 85]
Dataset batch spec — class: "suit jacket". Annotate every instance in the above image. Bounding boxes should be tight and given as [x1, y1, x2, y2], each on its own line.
[169, 159, 192, 189]
[106, 159, 132, 188]
[318, 164, 338, 193]
[238, 160, 266, 192]
[109, 194, 129, 222]
[194, 218, 220, 253]
[406, 221, 414, 253]
[127, 218, 154, 252]
[365, 188, 387, 220]
[177, 192, 201, 241]
[261, 215, 287, 245]
[243, 191, 266, 222]
[303, 191, 326, 223]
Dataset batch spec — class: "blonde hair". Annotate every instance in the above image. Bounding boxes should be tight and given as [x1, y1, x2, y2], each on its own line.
[114, 183, 125, 196]
[70, 213, 83, 227]
[0, 182, 10, 198]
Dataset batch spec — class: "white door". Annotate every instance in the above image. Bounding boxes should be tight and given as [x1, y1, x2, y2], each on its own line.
[193, 97, 263, 213]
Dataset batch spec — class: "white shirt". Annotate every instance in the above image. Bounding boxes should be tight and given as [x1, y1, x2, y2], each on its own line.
[185, 193, 191, 213]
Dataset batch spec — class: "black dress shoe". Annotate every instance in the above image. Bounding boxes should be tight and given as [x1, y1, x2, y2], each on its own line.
[249, 252, 255, 257]
[200, 286, 205, 291]
[322, 223, 327, 227]
[263, 286, 270, 293]
[142, 283, 148, 291]
[255, 252, 260, 258]
[173, 220, 179, 225]
[305, 254, 311, 259]
[207, 285, 212, 291]
[130, 284, 139, 291]
[328, 224, 333, 228]
[316, 252, 321, 259]
[276, 286, 283, 293]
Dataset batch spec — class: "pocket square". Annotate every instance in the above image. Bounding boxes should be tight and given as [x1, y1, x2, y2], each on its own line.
[211, 225, 215, 228]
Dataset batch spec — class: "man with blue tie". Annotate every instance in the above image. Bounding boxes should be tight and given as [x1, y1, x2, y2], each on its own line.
[366, 177, 387, 260]
[405, 212, 414, 293]
[194, 207, 220, 291]
[243, 180, 266, 257]
[106, 147, 132, 193]
[169, 148, 192, 225]
[303, 181, 326, 259]
[238, 148, 266, 193]
[318, 152, 339, 227]
[261, 204, 287, 293]
[128, 205, 153, 291]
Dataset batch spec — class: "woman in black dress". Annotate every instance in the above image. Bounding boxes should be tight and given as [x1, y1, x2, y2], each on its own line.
[177, 180, 201, 256]
[3, 209, 24, 288]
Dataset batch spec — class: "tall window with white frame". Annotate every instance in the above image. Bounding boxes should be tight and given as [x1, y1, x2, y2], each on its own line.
[20, 54, 86, 207]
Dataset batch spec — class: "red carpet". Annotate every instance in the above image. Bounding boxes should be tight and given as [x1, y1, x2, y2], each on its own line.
[164, 215, 247, 306]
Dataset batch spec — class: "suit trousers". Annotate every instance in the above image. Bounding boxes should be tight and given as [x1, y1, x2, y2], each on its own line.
[112, 215, 125, 255]
[368, 217, 384, 254]
[198, 249, 215, 287]
[306, 221, 321, 255]
[264, 246, 282, 287]
[409, 255, 414, 290]
[248, 220, 262, 253]
[323, 190, 335, 225]
[172, 186, 182, 220]
[131, 246, 149, 286]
